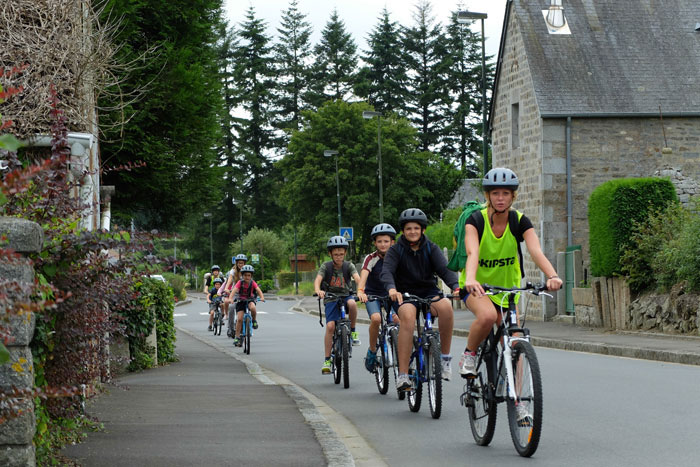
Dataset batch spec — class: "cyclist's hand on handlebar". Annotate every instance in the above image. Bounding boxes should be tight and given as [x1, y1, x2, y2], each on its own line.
[357, 291, 368, 303]
[388, 288, 403, 305]
[316, 290, 326, 300]
[546, 276, 563, 292]
[463, 279, 485, 298]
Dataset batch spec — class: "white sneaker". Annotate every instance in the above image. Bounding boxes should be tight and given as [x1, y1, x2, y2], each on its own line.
[459, 352, 477, 377]
[396, 373, 411, 391]
[351, 331, 361, 346]
[515, 404, 532, 427]
[441, 357, 452, 380]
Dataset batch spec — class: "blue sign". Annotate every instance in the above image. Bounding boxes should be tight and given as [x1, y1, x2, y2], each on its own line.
[339, 227, 353, 241]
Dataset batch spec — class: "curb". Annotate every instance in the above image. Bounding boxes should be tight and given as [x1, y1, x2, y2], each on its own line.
[292, 305, 700, 367]
[175, 325, 378, 467]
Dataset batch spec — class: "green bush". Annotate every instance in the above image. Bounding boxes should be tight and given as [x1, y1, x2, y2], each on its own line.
[588, 177, 677, 277]
[277, 271, 297, 289]
[257, 279, 274, 292]
[425, 207, 462, 249]
[620, 202, 688, 292]
[162, 272, 187, 301]
[277, 281, 316, 296]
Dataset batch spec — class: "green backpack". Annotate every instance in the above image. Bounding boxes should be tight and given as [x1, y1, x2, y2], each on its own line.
[447, 201, 485, 272]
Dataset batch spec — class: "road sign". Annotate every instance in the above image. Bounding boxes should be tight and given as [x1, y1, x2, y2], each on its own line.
[339, 227, 353, 241]
[251, 254, 260, 263]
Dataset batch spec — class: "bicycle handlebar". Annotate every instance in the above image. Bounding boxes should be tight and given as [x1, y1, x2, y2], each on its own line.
[401, 292, 455, 304]
[483, 282, 552, 297]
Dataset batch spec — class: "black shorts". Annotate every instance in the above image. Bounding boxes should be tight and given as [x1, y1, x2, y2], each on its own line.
[236, 300, 253, 312]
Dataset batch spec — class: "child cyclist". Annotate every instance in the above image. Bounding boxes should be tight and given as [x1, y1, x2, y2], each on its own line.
[207, 276, 225, 331]
[314, 235, 362, 374]
[222, 254, 248, 322]
[204, 265, 223, 331]
[380, 208, 460, 389]
[357, 223, 401, 373]
[232, 264, 266, 347]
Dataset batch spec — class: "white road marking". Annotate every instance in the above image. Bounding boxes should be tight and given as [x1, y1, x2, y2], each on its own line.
[199, 312, 209, 316]
[257, 311, 268, 314]
[174, 313, 187, 317]
[278, 312, 294, 315]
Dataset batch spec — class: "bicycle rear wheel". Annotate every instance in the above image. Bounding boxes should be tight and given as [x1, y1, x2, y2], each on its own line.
[244, 317, 251, 355]
[341, 325, 350, 389]
[213, 309, 221, 335]
[468, 347, 497, 446]
[388, 327, 404, 400]
[375, 333, 389, 394]
[427, 335, 442, 419]
[506, 341, 542, 457]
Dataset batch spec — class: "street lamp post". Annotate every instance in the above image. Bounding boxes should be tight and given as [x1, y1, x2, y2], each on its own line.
[232, 198, 243, 252]
[323, 150, 342, 231]
[457, 10, 489, 176]
[362, 111, 384, 222]
[203, 212, 213, 265]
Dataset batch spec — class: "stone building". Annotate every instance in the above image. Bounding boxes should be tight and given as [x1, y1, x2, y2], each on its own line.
[489, 0, 700, 317]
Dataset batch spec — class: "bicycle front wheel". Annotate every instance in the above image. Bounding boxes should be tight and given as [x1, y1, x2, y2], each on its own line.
[427, 335, 442, 419]
[468, 347, 497, 446]
[388, 327, 404, 400]
[341, 325, 350, 389]
[375, 333, 389, 394]
[407, 342, 422, 412]
[244, 317, 251, 355]
[333, 333, 342, 385]
[506, 341, 542, 457]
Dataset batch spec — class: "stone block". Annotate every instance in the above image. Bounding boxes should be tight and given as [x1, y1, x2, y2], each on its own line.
[0, 347, 34, 390]
[0, 444, 35, 467]
[572, 287, 593, 307]
[0, 399, 34, 444]
[0, 259, 34, 285]
[108, 333, 131, 377]
[0, 217, 43, 253]
[0, 311, 35, 347]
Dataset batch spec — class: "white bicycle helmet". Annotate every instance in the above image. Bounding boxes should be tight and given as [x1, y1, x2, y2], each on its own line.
[327, 235, 349, 251]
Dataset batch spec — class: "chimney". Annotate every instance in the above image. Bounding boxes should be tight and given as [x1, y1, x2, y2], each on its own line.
[546, 0, 565, 28]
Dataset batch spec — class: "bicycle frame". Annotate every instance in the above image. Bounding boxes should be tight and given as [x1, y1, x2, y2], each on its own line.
[403, 294, 440, 385]
[237, 297, 257, 338]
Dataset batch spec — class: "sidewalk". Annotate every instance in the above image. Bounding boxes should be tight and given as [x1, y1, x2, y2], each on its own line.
[62, 330, 325, 467]
[292, 296, 700, 366]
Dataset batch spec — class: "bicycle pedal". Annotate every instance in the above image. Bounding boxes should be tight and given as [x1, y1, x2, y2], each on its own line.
[460, 373, 477, 380]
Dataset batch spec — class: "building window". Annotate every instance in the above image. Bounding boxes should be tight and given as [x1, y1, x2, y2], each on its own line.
[511, 103, 520, 149]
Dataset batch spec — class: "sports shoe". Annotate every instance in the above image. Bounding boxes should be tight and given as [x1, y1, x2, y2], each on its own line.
[351, 331, 361, 346]
[321, 359, 332, 374]
[516, 404, 532, 427]
[207, 325, 212, 331]
[396, 373, 411, 391]
[459, 351, 477, 378]
[364, 349, 377, 373]
[232, 337, 239, 346]
[252, 320, 259, 329]
[441, 357, 452, 381]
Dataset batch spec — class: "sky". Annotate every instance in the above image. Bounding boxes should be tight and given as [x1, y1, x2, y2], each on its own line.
[224, 0, 507, 59]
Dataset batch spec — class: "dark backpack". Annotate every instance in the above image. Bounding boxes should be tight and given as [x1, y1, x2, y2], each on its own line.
[321, 261, 352, 291]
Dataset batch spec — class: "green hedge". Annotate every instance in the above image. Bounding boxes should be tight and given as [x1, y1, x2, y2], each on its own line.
[277, 271, 297, 289]
[588, 177, 677, 277]
[162, 272, 187, 301]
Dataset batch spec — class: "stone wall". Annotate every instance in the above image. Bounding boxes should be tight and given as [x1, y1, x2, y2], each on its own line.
[628, 284, 700, 335]
[654, 167, 699, 207]
[0, 217, 43, 467]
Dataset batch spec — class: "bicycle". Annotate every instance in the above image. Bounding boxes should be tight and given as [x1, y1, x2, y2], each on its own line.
[460, 282, 552, 457]
[235, 297, 258, 355]
[401, 293, 451, 419]
[315, 292, 353, 389]
[212, 296, 224, 336]
[364, 295, 402, 398]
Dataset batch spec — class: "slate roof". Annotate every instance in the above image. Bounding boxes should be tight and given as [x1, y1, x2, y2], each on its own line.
[496, 0, 700, 117]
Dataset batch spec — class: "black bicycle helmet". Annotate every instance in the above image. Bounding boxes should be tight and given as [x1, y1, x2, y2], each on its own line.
[370, 223, 396, 240]
[241, 264, 254, 273]
[327, 235, 349, 251]
[482, 167, 519, 191]
[398, 208, 428, 230]
[211, 264, 220, 272]
[233, 254, 248, 263]
[213, 277, 224, 284]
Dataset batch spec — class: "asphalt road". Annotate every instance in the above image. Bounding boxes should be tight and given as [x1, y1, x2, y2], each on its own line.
[176, 297, 700, 467]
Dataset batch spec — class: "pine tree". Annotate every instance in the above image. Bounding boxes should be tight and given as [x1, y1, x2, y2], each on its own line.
[231, 6, 279, 226]
[273, 0, 314, 146]
[355, 9, 407, 114]
[442, 11, 485, 173]
[309, 9, 358, 106]
[401, 0, 451, 154]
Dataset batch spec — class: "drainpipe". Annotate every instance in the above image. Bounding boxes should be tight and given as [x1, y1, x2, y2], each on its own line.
[566, 117, 572, 245]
